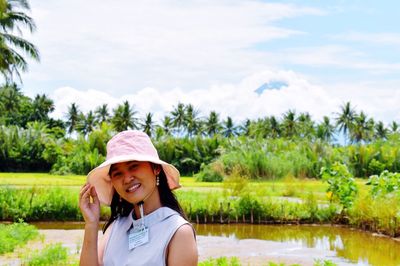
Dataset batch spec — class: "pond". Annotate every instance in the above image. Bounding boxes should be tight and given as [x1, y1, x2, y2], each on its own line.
[31, 222, 400, 266]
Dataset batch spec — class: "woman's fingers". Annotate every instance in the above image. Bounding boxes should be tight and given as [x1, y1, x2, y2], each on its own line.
[79, 183, 90, 199]
[90, 186, 100, 205]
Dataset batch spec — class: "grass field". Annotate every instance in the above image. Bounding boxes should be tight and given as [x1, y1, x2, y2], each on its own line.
[0, 172, 370, 202]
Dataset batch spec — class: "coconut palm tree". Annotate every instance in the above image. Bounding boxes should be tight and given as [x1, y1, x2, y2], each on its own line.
[30, 94, 54, 121]
[66, 102, 80, 134]
[389, 121, 399, 134]
[170, 102, 185, 136]
[0, 0, 40, 81]
[335, 102, 356, 145]
[222, 116, 238, 138]
[111, 100, 138, 132]
[141, 112, 155, 137]
[161, 115, 173, 136]
[350, 112, 373, 143]
[269, 115, 280, 138]
[94, 104, 110, 125]
[281, 109, 297, 138]
[374, 121, 388, 140]
[76, 111, 95, 136]
[184, 104, 201, 137]
[205, 111, 221, 137]
[316, 116, 335, 142]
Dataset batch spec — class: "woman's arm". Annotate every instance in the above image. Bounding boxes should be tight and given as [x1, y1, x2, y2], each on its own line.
[167, 224, 198, 266]
[79, 184, 101, 266]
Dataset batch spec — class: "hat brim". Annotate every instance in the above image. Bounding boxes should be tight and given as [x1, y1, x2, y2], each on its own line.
[87, 154, 181, 206]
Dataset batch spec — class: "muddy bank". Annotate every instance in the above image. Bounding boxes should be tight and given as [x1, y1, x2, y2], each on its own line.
[0, 229, 355, 266]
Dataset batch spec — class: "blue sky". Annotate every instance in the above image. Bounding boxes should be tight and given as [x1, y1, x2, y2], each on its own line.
[13, 0, 400, 124]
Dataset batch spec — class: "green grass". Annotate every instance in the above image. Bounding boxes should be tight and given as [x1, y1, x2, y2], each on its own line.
[23, 243, 76, 266]
[0, 173, 86, 186]
[0, 222, 39, 255]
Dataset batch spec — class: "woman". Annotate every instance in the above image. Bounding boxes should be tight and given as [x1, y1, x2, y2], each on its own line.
[79, 130, 198, 266]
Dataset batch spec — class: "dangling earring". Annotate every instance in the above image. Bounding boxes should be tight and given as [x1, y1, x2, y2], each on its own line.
[119, 195, 122, 202]
[156, 175, 160, 186]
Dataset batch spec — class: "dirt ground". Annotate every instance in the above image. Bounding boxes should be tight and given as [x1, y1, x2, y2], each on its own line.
[0, 229, 355, 266]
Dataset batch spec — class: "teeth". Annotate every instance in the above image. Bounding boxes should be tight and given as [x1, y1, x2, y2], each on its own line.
[127, 184, 140, 192]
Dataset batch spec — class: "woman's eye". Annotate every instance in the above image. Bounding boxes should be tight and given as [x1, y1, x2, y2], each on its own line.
[111, 172, 122, 178]
[129, 164, 138, 170]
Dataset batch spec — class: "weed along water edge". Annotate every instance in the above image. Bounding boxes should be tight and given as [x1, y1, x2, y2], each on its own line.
[25, 222, 400, 266]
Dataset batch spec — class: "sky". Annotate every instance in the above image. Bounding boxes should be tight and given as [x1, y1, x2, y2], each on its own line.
[14, 0, 400, 125]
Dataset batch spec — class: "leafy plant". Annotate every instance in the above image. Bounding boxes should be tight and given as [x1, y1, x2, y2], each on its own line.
[0, 221, 39, 255]
[320, 162, 358, 211]
[366, 170, 400, 197]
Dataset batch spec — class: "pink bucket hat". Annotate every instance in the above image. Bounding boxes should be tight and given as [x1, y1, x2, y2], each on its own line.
[87, 130, 181, 205]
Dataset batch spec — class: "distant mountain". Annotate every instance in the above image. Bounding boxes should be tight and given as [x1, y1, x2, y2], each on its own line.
[255, 81, 288, 95]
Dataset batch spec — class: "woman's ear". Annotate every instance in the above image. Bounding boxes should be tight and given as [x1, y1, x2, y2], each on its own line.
[152, 164, 161, 175]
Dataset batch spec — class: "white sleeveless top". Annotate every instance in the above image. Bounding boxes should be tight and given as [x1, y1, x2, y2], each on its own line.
[103, 207, 190, 266]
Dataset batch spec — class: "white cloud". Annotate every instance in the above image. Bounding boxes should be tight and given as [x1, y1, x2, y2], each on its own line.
[51, 70, 400, 126]
[331, 32, 400, 46]
[24, 0, 323, 93]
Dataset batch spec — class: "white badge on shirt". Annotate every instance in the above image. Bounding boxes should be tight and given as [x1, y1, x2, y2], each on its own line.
[128, 225, 149, 250]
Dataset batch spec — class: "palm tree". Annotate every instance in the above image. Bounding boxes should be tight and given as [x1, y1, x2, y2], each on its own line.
[239, 119, 251, 136]
[297, 112, 314, 139]
[161, 115, 173, 136]
[389, 121, 399, 134]
[269, 115, 280, 138]
[30, 94, 54, 121]
[374, 121, 388, 140]
[0, 82, 21, 111]
[205, 111, 221, 137]
[111, 100, 138, 132]
[350, 112, 373, 143]
[185, 104, 201, 137]
[94, 104, 110, 125]
[75, 111, 95, 136]
[222, 116, 238, 137]
[0, 0, 40, 81]
[141, 112, 155, 137]
[170, 102, 185, 136]
[66, 103, 80, 134]
[316, 116, 335, 142]
[335, 102, 356, 145]
[281, 110, 297, 138]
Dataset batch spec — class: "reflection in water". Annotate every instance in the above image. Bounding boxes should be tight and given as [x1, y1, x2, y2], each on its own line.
[30, 222, 399, 266]
[194, 224, 400, 266]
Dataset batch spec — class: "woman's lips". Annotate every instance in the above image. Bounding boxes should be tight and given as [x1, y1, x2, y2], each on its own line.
[126, 183, 141, 193]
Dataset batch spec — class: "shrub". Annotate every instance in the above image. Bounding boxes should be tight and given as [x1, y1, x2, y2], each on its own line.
[0, 221, 39, 255]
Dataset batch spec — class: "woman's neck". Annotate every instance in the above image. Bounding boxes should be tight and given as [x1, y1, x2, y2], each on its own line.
[133, 191, 162, 219]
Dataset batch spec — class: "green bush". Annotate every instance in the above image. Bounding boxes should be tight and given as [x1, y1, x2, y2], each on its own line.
[24, 243, 70, 266]
[0, 222, 39, 255]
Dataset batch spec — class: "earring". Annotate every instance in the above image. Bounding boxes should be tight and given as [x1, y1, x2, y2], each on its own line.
[156, 175, 160, 186]
[119, 195, 122, 202]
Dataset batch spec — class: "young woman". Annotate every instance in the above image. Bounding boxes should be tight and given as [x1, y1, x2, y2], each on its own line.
[79, 130, 198, 266]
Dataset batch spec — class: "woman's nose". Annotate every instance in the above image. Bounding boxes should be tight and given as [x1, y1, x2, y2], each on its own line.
[123, 171, 134, 183]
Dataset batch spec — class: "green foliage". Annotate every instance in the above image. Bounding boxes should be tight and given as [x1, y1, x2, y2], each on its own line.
[321, 162, 358, 211]
[0, 221, 39, 255]
[366, 170, 400, 198]
[24, 243, 69, 266]
[199, 256, 241, 266]
[195, 162, 225, 182]
[313, 259, 338, 266]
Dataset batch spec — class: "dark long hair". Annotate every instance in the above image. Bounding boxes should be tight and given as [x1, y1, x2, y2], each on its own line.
[102, 164, 187, 233]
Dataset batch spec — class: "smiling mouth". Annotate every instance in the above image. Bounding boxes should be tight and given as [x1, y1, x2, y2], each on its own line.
[126, 183, 141, 193]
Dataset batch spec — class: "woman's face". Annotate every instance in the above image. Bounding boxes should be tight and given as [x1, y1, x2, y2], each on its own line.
[109, 161, 159, 204]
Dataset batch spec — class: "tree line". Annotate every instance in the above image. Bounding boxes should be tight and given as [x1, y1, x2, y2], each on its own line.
[1, 83, 399, 145]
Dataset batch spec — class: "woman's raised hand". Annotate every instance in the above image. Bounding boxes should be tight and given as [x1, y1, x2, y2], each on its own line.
[79, 183, 100, 226]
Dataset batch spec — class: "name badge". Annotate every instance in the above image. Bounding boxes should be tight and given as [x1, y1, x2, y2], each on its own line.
[128, 226, 149, 250]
